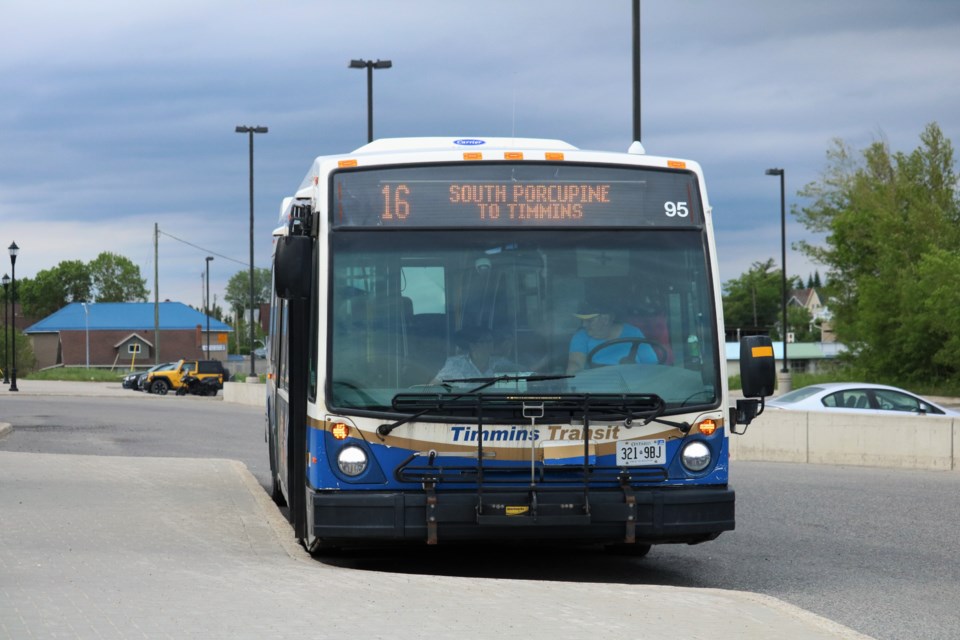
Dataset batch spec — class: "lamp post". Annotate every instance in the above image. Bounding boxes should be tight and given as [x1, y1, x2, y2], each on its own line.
[765, 168, 791, 394]
[235, 125, 267, 378]
[2, 273, 8, 384]
[205, 256, 213, 357]
[81, 302, 90, 368]
[8, 241, 19, 392]
[349, 59, 392, 143]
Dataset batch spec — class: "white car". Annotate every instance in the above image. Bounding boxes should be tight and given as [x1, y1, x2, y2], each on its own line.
[766, 382, 959, 417]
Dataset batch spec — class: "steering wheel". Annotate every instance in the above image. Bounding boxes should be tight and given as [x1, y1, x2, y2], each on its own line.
[586, 337, 668, 368]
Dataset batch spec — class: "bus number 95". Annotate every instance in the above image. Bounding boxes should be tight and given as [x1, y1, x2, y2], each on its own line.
[664, 201, 688, 218]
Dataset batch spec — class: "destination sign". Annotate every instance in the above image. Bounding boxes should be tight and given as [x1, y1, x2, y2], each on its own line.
[332, 163, 702, 228]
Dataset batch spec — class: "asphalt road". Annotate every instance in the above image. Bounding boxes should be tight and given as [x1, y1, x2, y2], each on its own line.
[3, 393, 959, 639]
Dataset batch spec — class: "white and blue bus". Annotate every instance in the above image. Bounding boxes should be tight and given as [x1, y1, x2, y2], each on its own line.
[267, 137, 773, 554]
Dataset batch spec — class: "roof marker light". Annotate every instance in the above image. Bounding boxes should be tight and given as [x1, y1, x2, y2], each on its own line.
[338, 159, 358, 168]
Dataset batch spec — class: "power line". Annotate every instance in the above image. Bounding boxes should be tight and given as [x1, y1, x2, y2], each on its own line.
[157, 229, 251, 267]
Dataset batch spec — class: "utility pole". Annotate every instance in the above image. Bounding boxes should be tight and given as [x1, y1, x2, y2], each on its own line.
[154, 222, 160, 364]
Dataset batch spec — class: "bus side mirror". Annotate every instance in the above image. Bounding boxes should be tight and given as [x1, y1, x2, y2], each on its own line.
[740, 335, 775, 398]
[730, 335, 776, 430]
[275, 235, 312, 300]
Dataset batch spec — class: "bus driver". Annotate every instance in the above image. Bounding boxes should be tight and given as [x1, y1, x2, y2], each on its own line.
[566, 301, 658, 374]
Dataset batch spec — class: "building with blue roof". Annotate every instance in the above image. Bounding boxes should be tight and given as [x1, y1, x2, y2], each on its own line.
[24, 302, 233, 369]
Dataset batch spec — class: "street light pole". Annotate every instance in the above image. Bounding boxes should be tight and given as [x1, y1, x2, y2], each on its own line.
[349, 59, 392, 143]
[765, 168, 791, 394]
[8, 241, 19, 392]
[2, 274, 8, 384]
[235, 125, 267, 379]
[205, 256, 213, 357]
[81, 302, 90, 368]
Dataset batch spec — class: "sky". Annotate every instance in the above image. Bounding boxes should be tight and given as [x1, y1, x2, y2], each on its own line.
[2, 0, 959, 317]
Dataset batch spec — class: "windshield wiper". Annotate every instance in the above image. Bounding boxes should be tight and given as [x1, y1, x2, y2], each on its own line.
[376, 374, 573, 438]
[635, 400, 691, 433]
[444, 373, 574, 394]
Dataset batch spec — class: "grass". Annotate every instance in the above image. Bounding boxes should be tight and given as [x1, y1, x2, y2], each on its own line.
[26, 367, 128, 382]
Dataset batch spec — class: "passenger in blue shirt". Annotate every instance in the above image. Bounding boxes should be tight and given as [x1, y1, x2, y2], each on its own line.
[566, 302, 658, 374]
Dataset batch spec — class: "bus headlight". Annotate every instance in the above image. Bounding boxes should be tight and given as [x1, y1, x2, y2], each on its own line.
[336, 446, 368, 476]
[681, 441, 711, 472]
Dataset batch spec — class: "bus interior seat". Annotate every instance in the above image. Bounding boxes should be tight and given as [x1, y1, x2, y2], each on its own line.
[404, 313, 448, 383]
[627, 313, 673, 364]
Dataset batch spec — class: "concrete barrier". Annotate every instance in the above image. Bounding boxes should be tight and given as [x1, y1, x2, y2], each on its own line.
[730, 409, 960, 471]
[221, 384, 959, 472]
[223, 381, 266, 407]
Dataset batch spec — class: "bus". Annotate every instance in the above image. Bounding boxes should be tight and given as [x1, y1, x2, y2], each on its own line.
[267, 137, 774, 554]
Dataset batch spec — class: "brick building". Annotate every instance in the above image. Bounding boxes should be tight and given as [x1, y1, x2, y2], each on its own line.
[24, 302, 232, 369]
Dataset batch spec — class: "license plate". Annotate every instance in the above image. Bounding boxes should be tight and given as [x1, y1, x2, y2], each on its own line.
[616, 438, 666, 466]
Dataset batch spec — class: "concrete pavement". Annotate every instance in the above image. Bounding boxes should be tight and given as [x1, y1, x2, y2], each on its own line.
[0, 381, 874, 639]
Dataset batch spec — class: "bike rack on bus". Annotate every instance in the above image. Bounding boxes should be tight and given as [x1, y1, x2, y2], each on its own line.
[390, 392, 667, 544]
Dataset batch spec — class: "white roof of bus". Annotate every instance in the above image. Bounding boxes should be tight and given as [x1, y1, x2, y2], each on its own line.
[283, 137, 706, 225]
[294, 137, 696, 187]
[352, 137, 579, 153]
[296, 137, 580, 192]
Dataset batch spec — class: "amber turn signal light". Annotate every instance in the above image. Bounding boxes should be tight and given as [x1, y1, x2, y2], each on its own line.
[330, 422, 350, 440]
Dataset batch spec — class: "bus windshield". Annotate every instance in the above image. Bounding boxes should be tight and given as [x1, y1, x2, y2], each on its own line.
[329, 227, 719, 415]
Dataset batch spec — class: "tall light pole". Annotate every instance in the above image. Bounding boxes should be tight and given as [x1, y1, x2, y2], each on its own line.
[765, 168, 791, 393]
[81, 302, 90, 368]
[632, 0, 641, 143]
[235, 125, 267, 378]
[205, 256, 213, 357]
[2, 273, 8, 384]
[8, 241, 19, 392]
[349, 59, 392, 143]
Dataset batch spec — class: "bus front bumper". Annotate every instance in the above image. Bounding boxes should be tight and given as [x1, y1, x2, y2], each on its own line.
[310, 486, 734, 546]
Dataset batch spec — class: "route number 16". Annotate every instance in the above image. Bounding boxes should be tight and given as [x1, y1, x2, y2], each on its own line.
[664, 201, 689, 218]
[382, 184, 410, 220]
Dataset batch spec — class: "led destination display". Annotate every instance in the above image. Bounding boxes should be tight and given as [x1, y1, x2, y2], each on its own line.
[332, 163, 703, 228]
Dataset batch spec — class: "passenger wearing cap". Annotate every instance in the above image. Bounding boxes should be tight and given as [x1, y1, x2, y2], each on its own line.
[566, 301, 658, 374]
[432, 327, 515, 386]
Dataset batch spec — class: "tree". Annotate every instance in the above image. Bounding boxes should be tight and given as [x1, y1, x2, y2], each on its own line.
[17, 260, 92, 318]
[89, 252, 149, 302]
[224, 268, 271, 312]
[805, 271, 823, 289]
[787, 305, 818, 343]
[224, 268, 271, 352]
[795, 123, 960, 382]
[722, 259, 802, 339]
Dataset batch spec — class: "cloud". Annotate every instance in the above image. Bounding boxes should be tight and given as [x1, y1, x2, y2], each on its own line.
[1, 0, 958, 311]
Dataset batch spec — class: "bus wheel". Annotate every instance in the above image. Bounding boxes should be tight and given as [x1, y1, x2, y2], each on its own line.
[267, 432, 286, 507]
[603, 543, 652, 557]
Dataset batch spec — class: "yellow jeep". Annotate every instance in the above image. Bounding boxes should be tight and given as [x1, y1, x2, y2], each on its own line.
[146, 359, 227, 395]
